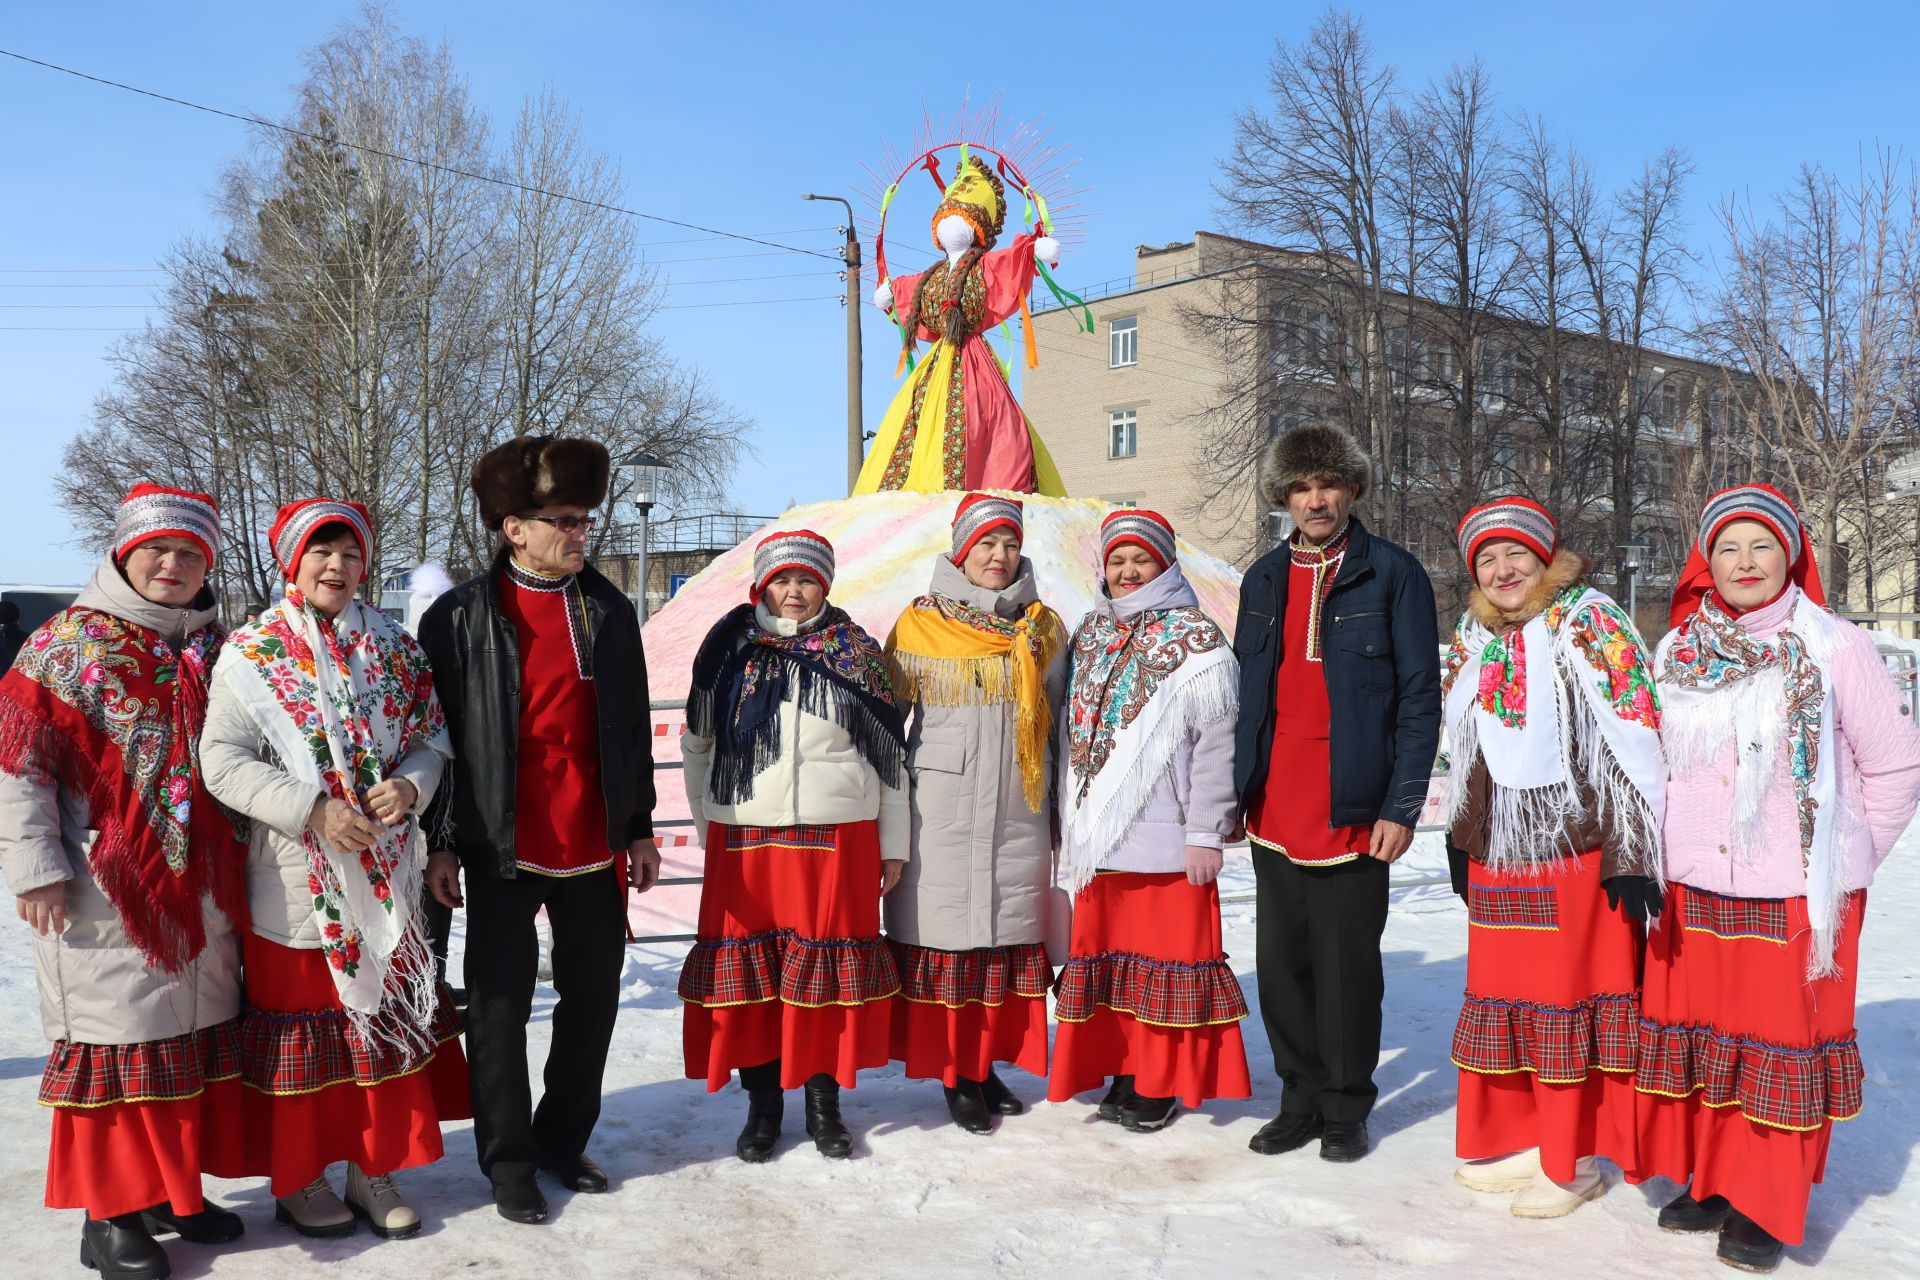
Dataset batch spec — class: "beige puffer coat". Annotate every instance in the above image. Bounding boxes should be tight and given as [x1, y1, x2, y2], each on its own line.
[0, 562, 241, 1046]
[882, 555, 1066, 951]
[682, 603, 908, 858]
[200, 668, 445, 947]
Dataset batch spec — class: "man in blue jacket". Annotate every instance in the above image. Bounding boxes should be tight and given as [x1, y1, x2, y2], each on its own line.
[1232, 423, 1440, 1163]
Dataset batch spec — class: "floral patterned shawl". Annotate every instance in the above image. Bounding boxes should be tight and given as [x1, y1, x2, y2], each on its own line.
[1058, 563, 1235, 892]
[1657, 586, 1846, 975]
[1442, 565, 1666, 877]
[217, 587, 450, 1049]
[0, 563, 248, 973]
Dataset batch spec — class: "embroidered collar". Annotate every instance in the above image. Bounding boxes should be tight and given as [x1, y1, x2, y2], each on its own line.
[505, 558, 575, 593]
[1287, 521, 1350, 662]
[502, 558, 592, 680]
[1289, 520, 1351, 567]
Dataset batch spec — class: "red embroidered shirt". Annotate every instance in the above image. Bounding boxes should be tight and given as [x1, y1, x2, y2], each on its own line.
[500, 559, 611, 877]
[1245, 535, 1373, 866]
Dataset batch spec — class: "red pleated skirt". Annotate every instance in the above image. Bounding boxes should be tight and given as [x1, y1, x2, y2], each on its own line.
[237, 934, 470, 1196]
[1047, 871, 1251, 1109]
[1453, 849, 1641, 1182]
[680, 821, 899, 1092]
[890, 941, 1051, 1086]
[42, 1022, 250, 1218]
[1629, 884, 1865, 1246]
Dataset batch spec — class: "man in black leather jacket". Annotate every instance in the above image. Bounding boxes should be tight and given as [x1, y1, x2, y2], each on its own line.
[419, 436, 658, 1225]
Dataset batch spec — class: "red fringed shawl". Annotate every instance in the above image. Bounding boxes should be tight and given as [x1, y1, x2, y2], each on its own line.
[0, 606, 248, 973]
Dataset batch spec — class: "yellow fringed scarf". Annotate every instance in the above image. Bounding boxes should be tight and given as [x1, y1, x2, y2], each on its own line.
[886, 593, 1062, 813]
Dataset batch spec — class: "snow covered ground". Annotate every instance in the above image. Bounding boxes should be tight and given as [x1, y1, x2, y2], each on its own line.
[3, 826, 1917, 1279]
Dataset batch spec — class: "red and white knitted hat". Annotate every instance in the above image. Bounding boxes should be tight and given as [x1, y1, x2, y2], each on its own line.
[113, 483, 220, 566]
[269, 498, 375, 580]
[951, 493, 1023, 564]
[1101, 508, 1177, 570]
[1669, 482, 1825, 627]
[1456, 496, 1556, 566]
[751, 529, 834, 602]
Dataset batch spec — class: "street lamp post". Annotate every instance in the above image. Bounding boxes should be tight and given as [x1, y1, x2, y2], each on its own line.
[802, 193, 864, 494]
[1620, 541, 1642, 623]
[620, 452, 670, 624]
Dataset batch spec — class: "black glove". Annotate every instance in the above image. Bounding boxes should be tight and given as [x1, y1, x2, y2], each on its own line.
[1445, 837, 1470, 904]
[1602, 874, 1664, 925]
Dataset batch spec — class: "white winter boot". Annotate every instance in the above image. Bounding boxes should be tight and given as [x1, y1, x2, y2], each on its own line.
[345, 1163, 422, 1239]
[1455, 1148, 1542, 1193]
[1510, 1156, 1607, 1218]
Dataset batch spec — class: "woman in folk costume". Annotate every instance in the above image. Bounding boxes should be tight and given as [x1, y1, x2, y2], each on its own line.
[858, 156, 1068, 496]
[201, 499, 466, 1240]
[883, 493, 1066, 1133]
[1442, 497, 1667, 1218]
[0, 485, 250, 1280]
[1048, 510, 1251, 1131]
[1631, 485, 1920, 1273]
[680, 531, 908, 1162]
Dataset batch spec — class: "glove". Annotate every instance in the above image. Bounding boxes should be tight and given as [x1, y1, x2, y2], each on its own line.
[1445, 837, 1469, 904]
[1602, 875, 1664, 926]
[1184, 844, 1224, 886]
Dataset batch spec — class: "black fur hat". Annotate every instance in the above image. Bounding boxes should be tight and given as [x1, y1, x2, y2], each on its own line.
[471, 435, 611, 530]
[1261, 423, 1370, 506]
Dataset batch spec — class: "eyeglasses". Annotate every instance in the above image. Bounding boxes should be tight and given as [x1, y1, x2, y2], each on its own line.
[522, 514, 597, 535]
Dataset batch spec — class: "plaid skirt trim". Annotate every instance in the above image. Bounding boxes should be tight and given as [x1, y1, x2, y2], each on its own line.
[1053, 949, 1250, 1029]
[239, 988, 464, 1098]
[678, 928, 901, 1010]
[721, 825, 839, 854]
[890, 941, 1052, 1009]
[1680, 888, 1791, 946]
[1467, 881, 1560, 932]
[1632, 1018, 1864, 1131]
[1451, 991, 1639, 1084]
[38, 1020, 244, 1110]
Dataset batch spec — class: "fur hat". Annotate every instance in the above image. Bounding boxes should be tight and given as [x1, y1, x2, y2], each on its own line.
[471, 435, 611, 530]
[1260, 424, 1370, 507]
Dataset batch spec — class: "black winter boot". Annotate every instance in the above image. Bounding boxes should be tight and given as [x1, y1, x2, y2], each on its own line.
[139, 1201, 244, 1244]
[1659, 1189, 1732, 1233]
[803, 1073, 853, 1158]
[1716, 1210, 1784, 1273]
[80, 1214, 170, 1280]
[736, 1060, 784, 1163]
[981, 1069, 1026, 1116]
[1096, 1075, 1137, 1124]
[1120, 1093, 1178, 1133]
[944, 1079, 993, 1134]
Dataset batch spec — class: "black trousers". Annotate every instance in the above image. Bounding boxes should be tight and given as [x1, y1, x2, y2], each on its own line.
[463, 865, 626, 1178]
[1253, 851, 1389, 1123]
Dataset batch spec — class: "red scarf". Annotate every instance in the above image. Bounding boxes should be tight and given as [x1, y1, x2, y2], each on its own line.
[0, 606, 248, 972]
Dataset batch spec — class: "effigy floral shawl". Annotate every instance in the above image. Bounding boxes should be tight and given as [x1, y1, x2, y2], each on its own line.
[687, 602, 905, 805]
[217, 587, 450, 1050]
[1657, 586, 1845, 976]
[1059, 563, 1236, 892]
[0, 598, 247, 973]
[887, 589, 1063, 813]
[1443, 573, 1666, 878]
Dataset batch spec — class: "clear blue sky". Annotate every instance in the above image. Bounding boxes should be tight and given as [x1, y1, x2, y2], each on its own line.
[3, 0, 1915, 583]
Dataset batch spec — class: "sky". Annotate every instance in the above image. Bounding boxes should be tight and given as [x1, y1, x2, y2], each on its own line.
[3, 0, 1919, 583]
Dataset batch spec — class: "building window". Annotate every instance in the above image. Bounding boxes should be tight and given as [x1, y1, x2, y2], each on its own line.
[1109, 316, 1138, 368]
[1109, 409, 1138, 459]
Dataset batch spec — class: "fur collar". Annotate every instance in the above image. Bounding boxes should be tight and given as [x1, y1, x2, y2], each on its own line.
[1466, 549, 1588, 631]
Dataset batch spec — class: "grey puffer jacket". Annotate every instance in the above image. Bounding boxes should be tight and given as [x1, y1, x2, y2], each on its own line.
[883, 555, 1067, 951]
[0, 561, 242, 1046]
[1059, 564, 1240, 880]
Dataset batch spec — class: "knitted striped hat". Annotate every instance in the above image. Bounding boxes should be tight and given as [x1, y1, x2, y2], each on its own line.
[752, 529, 834, 602]
[1456, 496, 1556, 566]
[1101, 508, 1177, 570]
[1697, 484, 1802, 561]
[113, 483, 220, 566]
[269, 498, 374, 580]
[951, 493, 1023, 564]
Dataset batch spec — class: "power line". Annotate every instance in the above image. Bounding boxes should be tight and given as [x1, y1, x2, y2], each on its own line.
[0, 47, 843, 263]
